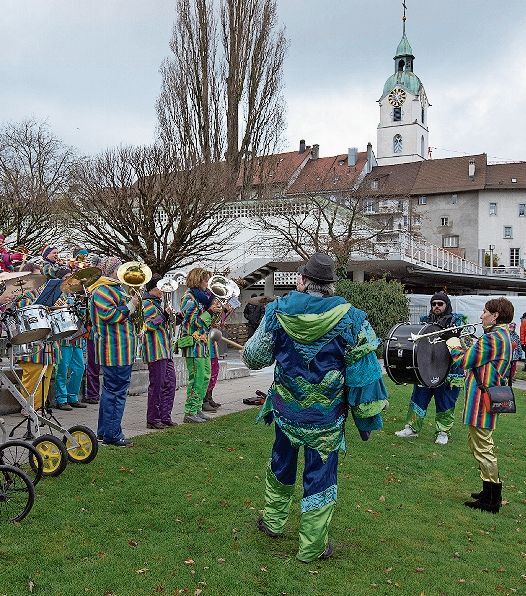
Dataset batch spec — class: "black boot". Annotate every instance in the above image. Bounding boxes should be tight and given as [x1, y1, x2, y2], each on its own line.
[465, 482, 502, 513]
[471, 480, 491, 500]
[206, 389, 221, 408]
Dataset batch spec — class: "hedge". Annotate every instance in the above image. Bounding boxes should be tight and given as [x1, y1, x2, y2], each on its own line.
[336, 278, 409, 342]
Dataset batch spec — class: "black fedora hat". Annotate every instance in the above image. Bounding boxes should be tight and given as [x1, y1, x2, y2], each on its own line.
[298, 252, 337, 284]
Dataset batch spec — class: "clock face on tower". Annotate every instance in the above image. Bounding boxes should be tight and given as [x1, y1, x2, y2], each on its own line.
[388, 87, 406, 107]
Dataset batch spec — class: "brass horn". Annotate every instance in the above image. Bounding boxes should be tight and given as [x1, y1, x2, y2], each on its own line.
[117, 261, 153, 334]
[409, 322, 481, 344]
[207, 274, 240, 305]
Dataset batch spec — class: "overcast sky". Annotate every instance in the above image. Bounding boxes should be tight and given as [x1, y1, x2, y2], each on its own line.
[2, 0, 526, 162]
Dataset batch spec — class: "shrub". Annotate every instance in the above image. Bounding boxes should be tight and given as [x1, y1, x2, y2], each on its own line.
[336, 278, 409, 341]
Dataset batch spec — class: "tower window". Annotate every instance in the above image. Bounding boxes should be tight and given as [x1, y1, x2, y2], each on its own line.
[421, 107, 425, 123]
[393, 107, 401, 121]
[393, 134, 403, 153]
[421, 135, 425, 157]
[398, 59, 405, 72]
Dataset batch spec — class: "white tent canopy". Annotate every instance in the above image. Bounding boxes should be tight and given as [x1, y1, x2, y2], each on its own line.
[408, 295, 526, 326]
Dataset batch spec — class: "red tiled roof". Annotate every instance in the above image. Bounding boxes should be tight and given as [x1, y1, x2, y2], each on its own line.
[249, 150, 312, 187]
[486, 162, 526, 189]
[364, 161, 422, 196]
[411, 154, 487, 194]
[286, 152, 367, 195]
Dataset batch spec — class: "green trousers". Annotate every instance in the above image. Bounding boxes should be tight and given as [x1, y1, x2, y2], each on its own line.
[184, 357, 211, 415]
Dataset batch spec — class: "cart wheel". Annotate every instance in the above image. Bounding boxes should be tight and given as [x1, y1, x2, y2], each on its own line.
[0, 464, 35, 522]
[33, 435, 68, 477]
[63, 425, 98, 464]
[0, 440, 44, 486]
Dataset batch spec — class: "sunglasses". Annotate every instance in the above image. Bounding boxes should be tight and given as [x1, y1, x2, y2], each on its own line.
[431, 301, 445, 307]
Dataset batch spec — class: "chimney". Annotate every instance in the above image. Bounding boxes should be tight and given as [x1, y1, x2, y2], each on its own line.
[366, 142, 373, 173]
[468, 158, 476, 179]
[299, 139, 306, 153]
[311, 144, 319, 159]
[348, 147, 358, 167]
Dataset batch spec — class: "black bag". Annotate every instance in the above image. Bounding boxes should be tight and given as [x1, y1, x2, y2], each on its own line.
[473, 366, 516, 414]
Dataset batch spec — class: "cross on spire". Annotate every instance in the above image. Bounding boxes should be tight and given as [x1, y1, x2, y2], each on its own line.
[402, 0, 407, 35]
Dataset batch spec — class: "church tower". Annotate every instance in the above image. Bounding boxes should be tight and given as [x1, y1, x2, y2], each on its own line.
[376, 7, 430, 165]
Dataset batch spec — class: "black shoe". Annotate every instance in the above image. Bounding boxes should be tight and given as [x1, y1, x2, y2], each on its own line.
[465, 482, 502, 513]
[201, 402, 217, 413]
[146, 422, 166, 430]
[161, 421, 178, 427]
[84, 398, 99, 405]
[256, 517, 280, 538]
[209, 399, 222, 408]
[56, 403, 73, 411]
[319, 543, 334, 560]
[102, 438, 133, 447]
[471, 480, 491, 500]
[70, 402, 88, 408]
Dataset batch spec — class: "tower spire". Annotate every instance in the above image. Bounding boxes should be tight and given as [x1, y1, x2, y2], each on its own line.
[402, 0, 407, 35]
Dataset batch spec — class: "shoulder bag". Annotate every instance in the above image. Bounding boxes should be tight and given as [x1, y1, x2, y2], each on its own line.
[473, 366, 516, 414]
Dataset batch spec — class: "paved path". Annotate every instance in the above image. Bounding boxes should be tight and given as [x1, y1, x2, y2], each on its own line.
[2, 364, 275, 440]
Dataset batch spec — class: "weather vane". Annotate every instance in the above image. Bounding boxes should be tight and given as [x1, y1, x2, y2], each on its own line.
[402, 0, 407, 34]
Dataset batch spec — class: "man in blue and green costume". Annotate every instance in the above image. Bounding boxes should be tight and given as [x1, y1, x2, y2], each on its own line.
[242, 253, 388, 563]
[395, 292, 465, 445]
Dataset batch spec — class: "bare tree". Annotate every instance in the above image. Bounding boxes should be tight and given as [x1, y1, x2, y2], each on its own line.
[249, 186, 417, 276]
[157, 0, 287, 194]
[0, 120, 75, 250]
[66, 144, 234, 275]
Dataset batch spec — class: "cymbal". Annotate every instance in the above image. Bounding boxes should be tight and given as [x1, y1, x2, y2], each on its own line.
[0, 273, 47, 305]
[60, 267, 102, 294]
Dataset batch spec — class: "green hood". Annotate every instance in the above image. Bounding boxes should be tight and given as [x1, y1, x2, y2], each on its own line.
[276, 303, 351, 343]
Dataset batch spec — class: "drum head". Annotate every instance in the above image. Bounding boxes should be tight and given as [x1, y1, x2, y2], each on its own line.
[414, 324, 452, 387]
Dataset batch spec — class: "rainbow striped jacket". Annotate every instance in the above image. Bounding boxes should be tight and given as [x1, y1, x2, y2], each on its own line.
[450, 324, 512, 430]
[89, 281, 136, 366]
[179, 289, 213, 358]
[141, 296, 171, 363]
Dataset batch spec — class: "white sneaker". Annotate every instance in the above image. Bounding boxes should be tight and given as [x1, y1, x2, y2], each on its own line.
[435, 431, 449, 445]
[395, 425, 418, 438]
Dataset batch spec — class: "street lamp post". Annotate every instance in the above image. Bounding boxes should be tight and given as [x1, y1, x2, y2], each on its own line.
[489, 244, 495, 275]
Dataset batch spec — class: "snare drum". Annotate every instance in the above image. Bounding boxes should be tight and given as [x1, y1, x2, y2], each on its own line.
[3, 305, 51, 345]
[384, 323, 451, 388]
[48, 307, 79, 341]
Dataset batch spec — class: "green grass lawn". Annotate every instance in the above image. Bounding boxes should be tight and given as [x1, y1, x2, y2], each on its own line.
[1, 381, 526, 596]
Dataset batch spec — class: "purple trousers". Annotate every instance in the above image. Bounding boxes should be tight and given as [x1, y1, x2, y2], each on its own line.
[207, 356, 220, 392]
[147, 358, 176, 424]
[86, 338, 101, 401]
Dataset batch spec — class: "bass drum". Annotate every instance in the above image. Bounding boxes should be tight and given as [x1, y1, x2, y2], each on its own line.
[384, 323, 452, 388]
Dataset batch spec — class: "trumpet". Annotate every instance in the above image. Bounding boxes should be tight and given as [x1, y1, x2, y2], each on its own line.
[410, 322, 481, 344]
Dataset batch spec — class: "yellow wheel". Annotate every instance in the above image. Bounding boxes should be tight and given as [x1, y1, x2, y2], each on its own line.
[63, 425, 98, 464]
[33, 435, 68, 477]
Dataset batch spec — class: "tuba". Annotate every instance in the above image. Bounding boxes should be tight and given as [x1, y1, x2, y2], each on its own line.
[117, 261, 153, 334]
[207, 274, 240, 306]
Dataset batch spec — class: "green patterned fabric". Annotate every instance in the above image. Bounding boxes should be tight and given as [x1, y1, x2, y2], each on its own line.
[262, 466, 295, 534]
[276, 304, 351, 343]
[297, 501, 335, 562]
[435, 408, 455, 433]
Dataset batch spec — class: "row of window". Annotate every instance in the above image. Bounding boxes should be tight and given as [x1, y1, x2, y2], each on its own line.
[442, 240, 522, 266]
[489, 202, 526, 216]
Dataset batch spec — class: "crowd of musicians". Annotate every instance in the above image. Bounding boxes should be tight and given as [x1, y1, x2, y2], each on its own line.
[1, 243, 235, 448]
[1, 240, 523, 561]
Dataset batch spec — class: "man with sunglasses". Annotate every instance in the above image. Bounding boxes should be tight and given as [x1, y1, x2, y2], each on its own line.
[395, 292, 464, 445]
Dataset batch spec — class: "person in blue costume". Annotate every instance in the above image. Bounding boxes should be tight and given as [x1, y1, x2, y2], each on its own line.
[242, 252, 388, 563]
[395, 292, 464, 445]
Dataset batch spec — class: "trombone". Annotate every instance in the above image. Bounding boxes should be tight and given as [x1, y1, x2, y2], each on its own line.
[410, 322, 481, 344]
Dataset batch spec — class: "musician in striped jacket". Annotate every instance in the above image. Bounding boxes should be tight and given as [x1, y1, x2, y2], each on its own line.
[89, 256, 138, 447]
[446, 297, 514, 514]
[141, 275, 176, 429]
